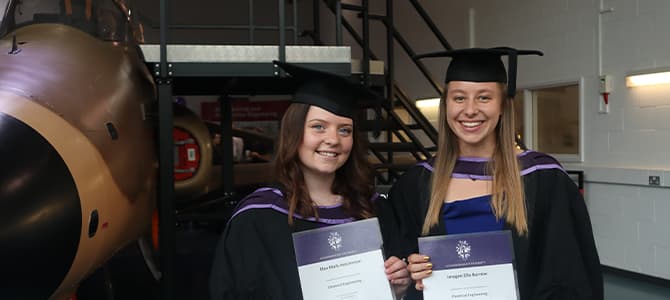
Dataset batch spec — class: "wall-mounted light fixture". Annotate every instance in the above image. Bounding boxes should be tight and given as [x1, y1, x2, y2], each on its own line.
[626, 68, 670, 87]
[415, 97, 440, 108]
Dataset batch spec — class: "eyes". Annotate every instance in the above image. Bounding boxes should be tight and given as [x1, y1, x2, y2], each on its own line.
[308, 123, 353, 137]
[338, 127, 353, 136]
[451, 94, 493, 103]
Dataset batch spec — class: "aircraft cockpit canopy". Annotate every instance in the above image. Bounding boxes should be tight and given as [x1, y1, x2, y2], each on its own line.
[0, 0, 144, 43]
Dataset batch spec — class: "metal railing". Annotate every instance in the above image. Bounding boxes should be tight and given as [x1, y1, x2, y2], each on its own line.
[318, 0, 451, 182]
[149, 0, 299, 46]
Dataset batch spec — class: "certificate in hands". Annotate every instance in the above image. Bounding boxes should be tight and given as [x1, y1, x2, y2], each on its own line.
[419, 230, 519, 300]
[292, 218, 394, 300]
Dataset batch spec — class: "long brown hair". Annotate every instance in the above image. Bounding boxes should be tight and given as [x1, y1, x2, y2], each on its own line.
[422, 83, 527, 235]
[274, 103, 375, 224]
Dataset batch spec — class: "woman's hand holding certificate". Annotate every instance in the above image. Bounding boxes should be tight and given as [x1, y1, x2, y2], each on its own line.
[413, 230, 520, 300]
[292, 218, 396, 300]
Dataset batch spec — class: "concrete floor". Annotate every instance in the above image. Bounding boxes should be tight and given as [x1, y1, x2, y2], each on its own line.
[604, 269, 670, 300]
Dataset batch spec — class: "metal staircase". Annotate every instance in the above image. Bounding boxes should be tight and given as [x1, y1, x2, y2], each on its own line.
[315, 0, 451, 183]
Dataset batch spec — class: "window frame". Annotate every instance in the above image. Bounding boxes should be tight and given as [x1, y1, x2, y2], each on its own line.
[519, 77, 584, 163]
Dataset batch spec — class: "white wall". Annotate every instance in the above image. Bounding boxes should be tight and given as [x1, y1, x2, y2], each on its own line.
[381, 0, 670, 280]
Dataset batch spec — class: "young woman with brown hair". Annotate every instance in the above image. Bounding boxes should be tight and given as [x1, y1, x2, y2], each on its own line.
[274, 102, 375, 225]
[210, 62, 410, 299]
[377, 47, 603, 300]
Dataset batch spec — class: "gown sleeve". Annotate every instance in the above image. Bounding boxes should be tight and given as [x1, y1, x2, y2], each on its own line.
[526, 169, 603, 300]
[209, 211, 285, 300]
[376, 167, 430, 260]
[376, 167, 433, 300]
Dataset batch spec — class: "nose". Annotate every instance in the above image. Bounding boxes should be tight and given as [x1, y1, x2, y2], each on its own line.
[0, 113, 82, 299]
[463, 99, 479, 116]
[323, 128, 340, 146]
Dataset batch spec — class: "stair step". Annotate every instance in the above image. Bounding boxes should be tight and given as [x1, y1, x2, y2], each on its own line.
[373, 163, 416, 171]
[358, 120, 423, 131]
[341, 3, 363, 11]
[369, 142, 437, 152]
[351, 59, 385, 75]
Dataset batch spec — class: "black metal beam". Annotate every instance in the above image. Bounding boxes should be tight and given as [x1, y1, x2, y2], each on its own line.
[335, 0, 342, 45]
[278, 0, 286, 62]
[158, 1, 175, 297]
[220, 96, 234, 198]
[164, 24, 299, 32]
[362, 0, 369, 87]
[312, 0, 321, 43]
[408, 0, 453, 51]
[249, 0, 254, 42]
[292, 0, 298, 43]
[386, 0, 394, 166]
[150, 62, 350, 78]
[159, 1, 175, 298]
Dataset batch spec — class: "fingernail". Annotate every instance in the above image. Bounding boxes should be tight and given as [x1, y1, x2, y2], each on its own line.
[426, 269, 433, 274]
[423, 256, 430, 261]
[426, 263, 433, 268]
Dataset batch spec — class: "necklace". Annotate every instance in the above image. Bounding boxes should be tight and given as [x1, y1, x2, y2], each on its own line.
[313, 194, 343, 206]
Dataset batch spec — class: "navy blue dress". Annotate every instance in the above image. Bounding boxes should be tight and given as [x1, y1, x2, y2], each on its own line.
[442, 195, 504, 234]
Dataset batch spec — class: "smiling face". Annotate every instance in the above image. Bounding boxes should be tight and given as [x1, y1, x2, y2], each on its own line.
[445, 81, 504, 157]
[298, 106, 354, 179]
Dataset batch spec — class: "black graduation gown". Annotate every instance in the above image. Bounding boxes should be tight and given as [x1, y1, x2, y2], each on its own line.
[377, 150, 603, 300]
[209, 187, 373, 300]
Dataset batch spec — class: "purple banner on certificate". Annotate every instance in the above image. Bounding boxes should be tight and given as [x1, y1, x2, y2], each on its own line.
[292, 218, 383, 266]
[419, 230, 514, 271]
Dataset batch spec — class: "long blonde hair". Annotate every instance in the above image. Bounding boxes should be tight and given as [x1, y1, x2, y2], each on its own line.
[421, 83, 527, 236]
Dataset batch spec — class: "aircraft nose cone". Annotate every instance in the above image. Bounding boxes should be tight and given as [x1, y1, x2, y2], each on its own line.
[0, 112, 82, 299]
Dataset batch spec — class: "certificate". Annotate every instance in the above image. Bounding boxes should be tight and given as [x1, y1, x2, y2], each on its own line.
[418, 230, 519, 300]
[292, 218, 394, 300]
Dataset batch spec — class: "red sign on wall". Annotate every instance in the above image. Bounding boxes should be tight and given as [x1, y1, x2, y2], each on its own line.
[201, 100, 290, 123]
[201, 100, 291, 137]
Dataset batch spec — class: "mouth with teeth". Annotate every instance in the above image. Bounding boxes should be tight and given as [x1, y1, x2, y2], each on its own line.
[460, 120, 484, 130]
[316, 151, 339, 158]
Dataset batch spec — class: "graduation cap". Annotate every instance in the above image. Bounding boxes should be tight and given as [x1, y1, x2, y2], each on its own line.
[273, 60, 378, 119]
[415, 47, 543, 98]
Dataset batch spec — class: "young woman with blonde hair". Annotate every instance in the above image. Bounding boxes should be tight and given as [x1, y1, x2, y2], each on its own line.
[377, 47, 602, 300]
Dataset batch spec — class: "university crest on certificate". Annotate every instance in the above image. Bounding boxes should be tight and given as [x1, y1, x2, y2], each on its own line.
[419, 230, 519, 300]
[292, 218, 394, 300]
